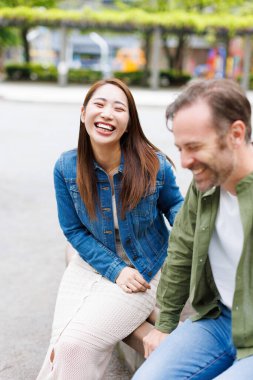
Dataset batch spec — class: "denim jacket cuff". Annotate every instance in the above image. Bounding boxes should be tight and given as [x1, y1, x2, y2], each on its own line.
[107, 261, 128, 283]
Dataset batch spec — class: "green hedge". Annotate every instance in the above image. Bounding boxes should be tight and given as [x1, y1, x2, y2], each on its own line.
[113, 71, 147, 86]
[236, 74, 253, 90]
[4, 62, 192, 86]
[160, 69, 191, 87]
[68, 68, 102, 84]
[5, 62, 57, 81]
[4, 63, 103, 83]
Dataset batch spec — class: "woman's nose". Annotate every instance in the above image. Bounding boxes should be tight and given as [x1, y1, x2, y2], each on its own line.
[100, 106, 113, 119]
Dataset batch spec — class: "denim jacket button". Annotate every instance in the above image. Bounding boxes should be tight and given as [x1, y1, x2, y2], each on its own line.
[102, 207, 111, 212]
[132, 255, 138, 261]
[148, 271, 152, 277]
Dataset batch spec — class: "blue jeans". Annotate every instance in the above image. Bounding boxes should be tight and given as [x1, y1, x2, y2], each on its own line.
[132, 305, 253, 379]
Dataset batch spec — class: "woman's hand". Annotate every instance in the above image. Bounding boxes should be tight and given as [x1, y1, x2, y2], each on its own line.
[116, 267, 151, 293]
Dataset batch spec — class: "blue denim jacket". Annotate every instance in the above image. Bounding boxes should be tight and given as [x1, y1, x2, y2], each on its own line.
[54, 149, 183, 283]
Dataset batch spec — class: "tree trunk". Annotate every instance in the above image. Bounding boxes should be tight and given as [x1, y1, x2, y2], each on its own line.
[21, 27, 30, 63]
[141, 29, 152, 86]
[161, 31, 173, 69]
[161, 31, 188, 72]
[174, 33, 188, 73]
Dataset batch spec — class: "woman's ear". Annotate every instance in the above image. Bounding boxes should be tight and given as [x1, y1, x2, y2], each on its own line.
[80, 106, 85, 123]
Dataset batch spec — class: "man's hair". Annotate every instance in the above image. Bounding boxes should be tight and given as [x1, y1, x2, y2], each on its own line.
[166, 79, 252, 142]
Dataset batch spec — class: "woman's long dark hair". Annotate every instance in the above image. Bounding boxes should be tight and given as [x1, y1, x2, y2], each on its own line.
[77, 78, 174, 219]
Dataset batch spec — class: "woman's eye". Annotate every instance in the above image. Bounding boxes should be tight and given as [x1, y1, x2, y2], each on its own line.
[94, 102, 103, 107]
[115, 107, 124, 112]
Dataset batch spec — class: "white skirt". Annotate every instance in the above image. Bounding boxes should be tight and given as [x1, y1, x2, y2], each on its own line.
[37, 253, 160, 380]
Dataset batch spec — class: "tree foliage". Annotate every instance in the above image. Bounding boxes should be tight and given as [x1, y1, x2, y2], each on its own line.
[0, 0, 56, 7]
[0, 27, 19, 54]
[1, 2, 253, 68]
[114, 0, 252, 73]
[0, 0, 57, 62]
[116, 0, 251, 13]
[1, 6, 253, 32]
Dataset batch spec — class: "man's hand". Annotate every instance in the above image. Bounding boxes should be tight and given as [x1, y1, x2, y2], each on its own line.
[116, 267, 151, 293]
[143, 328, 169, 358]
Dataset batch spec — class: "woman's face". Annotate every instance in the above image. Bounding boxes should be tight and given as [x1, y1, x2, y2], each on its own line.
[82, 83, 129, 150]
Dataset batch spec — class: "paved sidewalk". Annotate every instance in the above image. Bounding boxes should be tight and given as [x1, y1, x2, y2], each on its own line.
[1, 81, 253, 107]
[0, 81, 180, 106]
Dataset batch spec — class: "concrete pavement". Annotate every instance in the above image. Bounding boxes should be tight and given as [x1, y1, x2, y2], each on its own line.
[1, 80, 253, 107]
[0, 81, 180, 107]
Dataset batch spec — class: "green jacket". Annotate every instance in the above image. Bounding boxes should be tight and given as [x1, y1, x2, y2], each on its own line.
[156, 173, 253, 360]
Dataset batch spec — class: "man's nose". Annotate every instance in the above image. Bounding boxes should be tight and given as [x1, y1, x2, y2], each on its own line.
[180, 151, 194, 169]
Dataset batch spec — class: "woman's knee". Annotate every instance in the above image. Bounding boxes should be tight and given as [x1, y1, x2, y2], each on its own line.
[54, 340, 89, 364]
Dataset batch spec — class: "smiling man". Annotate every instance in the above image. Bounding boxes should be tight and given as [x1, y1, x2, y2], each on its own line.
[132, 79, 253, 380]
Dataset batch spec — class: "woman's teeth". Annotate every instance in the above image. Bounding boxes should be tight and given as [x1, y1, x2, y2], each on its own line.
[95, 123, 114, 131]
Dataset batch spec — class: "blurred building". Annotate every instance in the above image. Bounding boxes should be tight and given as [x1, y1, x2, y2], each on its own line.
[27, 27, 144, 72]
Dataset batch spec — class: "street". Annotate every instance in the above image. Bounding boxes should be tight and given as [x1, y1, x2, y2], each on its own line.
[0, 88, 192, 379]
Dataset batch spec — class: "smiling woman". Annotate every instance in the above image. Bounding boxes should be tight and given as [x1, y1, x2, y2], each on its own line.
[36, 78, 184, 380]
[81, 83, 129, 166]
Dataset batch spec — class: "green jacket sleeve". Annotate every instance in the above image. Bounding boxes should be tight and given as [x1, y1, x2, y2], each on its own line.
[155, 182, 198, 333]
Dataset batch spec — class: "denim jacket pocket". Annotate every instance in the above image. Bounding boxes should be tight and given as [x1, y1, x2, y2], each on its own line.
[69, 182, 81, 213]
[68, 182, 100, 236]
[131, 188, 159, 223]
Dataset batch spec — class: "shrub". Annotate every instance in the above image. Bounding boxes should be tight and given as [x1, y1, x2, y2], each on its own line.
[68, 68, 102, 84]
[236, 74, 253, 90]
[5, 62, 57, 81]
[160, 69, 191, 87]
[4, 62, 192, 87]
[113, 71, 146, 86]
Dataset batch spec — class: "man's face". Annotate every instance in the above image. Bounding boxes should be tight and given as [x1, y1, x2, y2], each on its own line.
[172, 101, 235, 192]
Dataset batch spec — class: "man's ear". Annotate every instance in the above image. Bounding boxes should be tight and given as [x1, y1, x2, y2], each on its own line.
[230, 120, 245, 147]
[80, 106, 85, 123]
